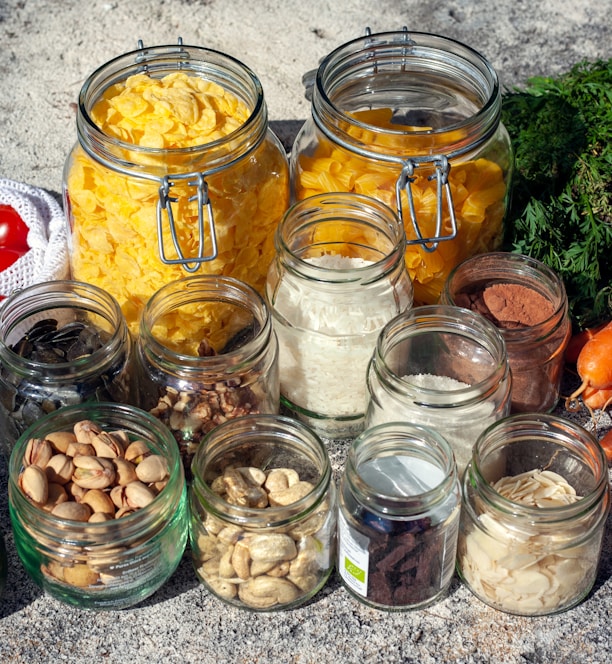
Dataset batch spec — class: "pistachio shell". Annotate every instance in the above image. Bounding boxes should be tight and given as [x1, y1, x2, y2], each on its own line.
[81, 488, 115, 515]
[113, 458, 138, 485]
[23, 438, 53, 468]
[44, 430, 77, 454]
[135, 454, 169, 483]
[124, 440, 151, 464]
[72, 455, 115, 490]
[19, 465, 49, 505]
[73, 419, 102, 445]
[124, 480, 156, 508]
[45, 454, 75, 485]
[51, 501, 92, 522]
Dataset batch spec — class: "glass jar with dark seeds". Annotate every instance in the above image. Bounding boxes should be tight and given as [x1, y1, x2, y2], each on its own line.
[0, 280, 134, 456]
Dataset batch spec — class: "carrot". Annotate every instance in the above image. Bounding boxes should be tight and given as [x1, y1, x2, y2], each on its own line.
[565, 321, 611, 364]
[582, 386, 612, 411]
[598, 429, 612, 465]
[569, 327, 612, 399]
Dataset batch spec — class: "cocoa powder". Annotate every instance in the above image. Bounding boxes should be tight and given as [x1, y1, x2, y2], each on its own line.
[455, 283, 554, 329]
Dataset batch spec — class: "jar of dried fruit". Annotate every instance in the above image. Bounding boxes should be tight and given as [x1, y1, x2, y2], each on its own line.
[338, 421, 461, 611]
[441, 252, 572, 413]
[8, 402, 188, 610]
[135, 275, 279, 476]
[0, 280, 133, 456]
[365, 304, 512, 474]
[189, 414, 336, 611]
[292, 29, 512, 305]
[63, 40, 290, 336]
[265, 192, 413, 440]
[457, 413, 610, 616]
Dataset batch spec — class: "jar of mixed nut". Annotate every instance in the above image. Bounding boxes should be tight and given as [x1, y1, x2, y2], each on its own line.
[136, 275, 279, 476]
[338, 422, 461, 611]
[441, 252, 572, 413]
[457, 414, 610, 616]
[189, 414, 336, 611]
[365, 305, 512, 474]
[265, 192, 413, 439]
[63, 40, 290, 336]
[8, 402, 188, 610]
[0, 280, 133, 456]
[292, 29, 512, 305]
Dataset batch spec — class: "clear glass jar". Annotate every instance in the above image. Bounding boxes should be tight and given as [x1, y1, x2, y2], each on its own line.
[338, 421, 461, 610]
[8, 402, 188, 610]
[365, 304, 511, 474]
[0, 280, 133, 456]
[441, 252, 572, 413]
[136, 274, 279, 476]
[457, 413, 610, 616]
[292, 29, 512, 305]
[189, 413, 336, 611]
[265, 192, 413, 439]
[63, 41, 290, 336]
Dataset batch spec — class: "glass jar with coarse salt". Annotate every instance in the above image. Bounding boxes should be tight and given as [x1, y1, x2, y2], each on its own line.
[0, 280, 133, 457]
[265, 192, 413, 440]
[441, 252, 571, 413]
[457, 413, 610, 616]
[63, 40, 289, 337]
[338, 421, 461, 611]
[365, 304, 511, 474]
[8, 402, 188, 610]
[292, 29, 512, 305]
[135, 275, 279, 478]
[189, 414, 336, 611]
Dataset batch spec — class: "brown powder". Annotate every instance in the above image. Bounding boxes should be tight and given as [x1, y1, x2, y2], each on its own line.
[455, 283, 554, 329]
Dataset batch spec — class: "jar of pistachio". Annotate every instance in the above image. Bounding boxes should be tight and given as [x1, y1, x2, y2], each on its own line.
[63, 40, 290, 336]
[8, 402, 188, 610]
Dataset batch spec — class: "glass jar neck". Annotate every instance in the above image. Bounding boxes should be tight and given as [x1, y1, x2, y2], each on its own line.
[0, 280, 129, 381]
[311, 30, 501, 163]
[467, 414, 610, 523]
[76, 43, 269, 179]
[274, 193, 407, 286]
[344, 422, 458, 517]
[139, 275, 274, 378]
[191, 414, 331, 528]
[371, 304, 509, 406]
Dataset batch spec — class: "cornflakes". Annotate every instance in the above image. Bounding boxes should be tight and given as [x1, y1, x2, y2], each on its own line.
[66, 72, 289, 341]
[294, 109, 508, 304]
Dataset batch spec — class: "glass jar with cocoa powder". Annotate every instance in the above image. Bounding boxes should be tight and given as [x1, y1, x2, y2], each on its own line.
[441, 252, 571, 412]
[338, 421, 461, 611]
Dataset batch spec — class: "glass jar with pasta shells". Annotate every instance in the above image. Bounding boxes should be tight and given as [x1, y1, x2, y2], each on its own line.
[135, 274, 279, 478]
[0, 280, 133, 456]
[292, 29, 512, 305]
[189, 414, 336, 611]
[265, 192, 413, 440]
[63, 39, 290, 337]
[457, 414, 610, 616]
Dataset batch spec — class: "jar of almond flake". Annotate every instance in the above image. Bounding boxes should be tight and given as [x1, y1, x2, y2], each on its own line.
[457, 413, 610, 616]
[265, 192, 413, 439]
[63, 40, 289, 337]
[292, 29, 512, 305]
[365, 305, 511, 474]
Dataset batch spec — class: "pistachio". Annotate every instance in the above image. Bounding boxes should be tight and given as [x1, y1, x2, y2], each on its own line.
[65, 481, 88, 502]
[124, 439, 151, 464]
[44, 430, 77, 454]
[124, 480, 156, 508]
[24, 438, 53, 468]
[81, 488, 115, 515]
[73, 419, 102, 445]
[65, 442, 96, 457]
[42, 483, 69, 512]
[91, 431, 125, 458]
[19, 465, 49, 505]
[45, 453, 75, 485]
[115, 506, 137, 519]
[51, 501, 92, 522]
[88, 512, 114, 523]
[72, 455, 115, 490]
[62, 562, 99, 587]
[135, 454, 169, 484]
[113, 458, 138, 485]
[110, 484, 129, 509]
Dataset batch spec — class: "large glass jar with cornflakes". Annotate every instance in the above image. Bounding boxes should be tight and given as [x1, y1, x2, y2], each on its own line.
[292, 30, 512, 304]
[63, 41, 290, 336]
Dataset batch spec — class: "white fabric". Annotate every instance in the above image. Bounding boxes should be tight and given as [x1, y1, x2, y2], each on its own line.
[0, 178, 69, 298]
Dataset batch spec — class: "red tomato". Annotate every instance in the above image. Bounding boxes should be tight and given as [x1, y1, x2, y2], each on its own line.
[0, 248, 26, 271]
[0, 204, 30, 251]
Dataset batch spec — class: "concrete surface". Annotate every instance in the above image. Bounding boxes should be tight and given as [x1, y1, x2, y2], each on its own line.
[0, 1, 611, 662]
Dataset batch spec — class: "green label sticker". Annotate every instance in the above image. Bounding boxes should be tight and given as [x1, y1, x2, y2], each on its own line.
[344, 557, 365, 583]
